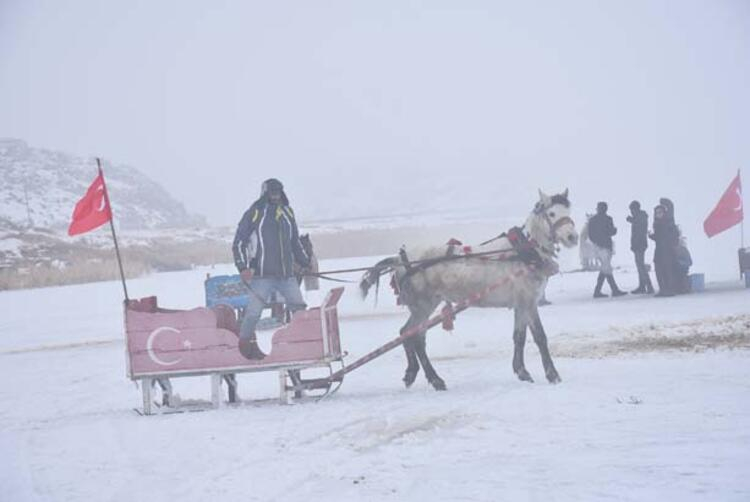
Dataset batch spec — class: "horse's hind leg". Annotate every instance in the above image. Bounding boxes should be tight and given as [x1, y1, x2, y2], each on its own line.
[513, 308, 533, 383]
[528, 306, 561, 383]
[414, 332, 446, 391]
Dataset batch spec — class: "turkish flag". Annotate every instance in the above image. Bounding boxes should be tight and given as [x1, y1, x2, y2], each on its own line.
[703, 173, 743, 238]
[67, 170, 112, 236]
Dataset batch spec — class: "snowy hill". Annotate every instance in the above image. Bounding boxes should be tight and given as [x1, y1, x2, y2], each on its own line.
[0, 138, 205, 232]
[0, 139, 227, 289]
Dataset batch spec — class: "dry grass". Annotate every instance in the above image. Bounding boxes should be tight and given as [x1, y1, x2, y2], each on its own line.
[309, 221, 500, 259]
[554, 315, 750, 358]
[0, 237, 230, 290]
[0, 260, 151, 290]
[0, 221, 498, 290]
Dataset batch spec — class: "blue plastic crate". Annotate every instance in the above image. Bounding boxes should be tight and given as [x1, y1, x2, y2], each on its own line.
[205, 274, 250, 309]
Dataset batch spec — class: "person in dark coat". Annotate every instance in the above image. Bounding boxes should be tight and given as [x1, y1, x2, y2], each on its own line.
[660, 197, 692, 293]
[649, 204, 679, 297]
[660, 197, 675, 224]
[232, 178, 311, 359]
[626, 201, 654, 294]
[588, 201, 627, 298]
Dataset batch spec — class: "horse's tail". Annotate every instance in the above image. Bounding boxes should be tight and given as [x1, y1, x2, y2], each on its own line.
[359, 256, 401, 300]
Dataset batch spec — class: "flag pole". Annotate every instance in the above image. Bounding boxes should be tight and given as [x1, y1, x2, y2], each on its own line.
[737, 169, 745, 249]
[97, 158, 129, 302]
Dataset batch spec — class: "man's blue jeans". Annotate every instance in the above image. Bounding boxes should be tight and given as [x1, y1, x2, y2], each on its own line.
[239, 277, 306, 340]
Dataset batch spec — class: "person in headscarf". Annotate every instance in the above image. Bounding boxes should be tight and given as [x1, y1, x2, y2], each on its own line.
[650, 204, 679, 297]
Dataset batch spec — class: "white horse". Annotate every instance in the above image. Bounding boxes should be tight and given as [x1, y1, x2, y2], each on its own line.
[359, 189, 579, 390]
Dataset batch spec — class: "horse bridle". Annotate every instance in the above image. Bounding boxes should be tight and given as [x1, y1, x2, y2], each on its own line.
[535, 202, 574, 246]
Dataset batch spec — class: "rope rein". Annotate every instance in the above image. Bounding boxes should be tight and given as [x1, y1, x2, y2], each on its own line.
[306, 202, 573, 281]
[305, 246, 523, 281]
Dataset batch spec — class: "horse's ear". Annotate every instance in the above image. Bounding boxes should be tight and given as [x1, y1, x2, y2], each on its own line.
[538, 189, 551, 206]
[562, 188, 569, 199]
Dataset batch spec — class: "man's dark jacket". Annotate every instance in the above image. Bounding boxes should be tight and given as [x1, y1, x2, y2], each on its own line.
[232, 196, 309, 277]
[627, 209, 649, 252]
[588, 213, 617, 251]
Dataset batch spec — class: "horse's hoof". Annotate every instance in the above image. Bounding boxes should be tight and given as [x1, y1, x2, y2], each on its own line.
[516, 369, 534, 383]
[430, 379, 447, 391]
[546, 370, 562, 384]
[403, 372, 417, 388]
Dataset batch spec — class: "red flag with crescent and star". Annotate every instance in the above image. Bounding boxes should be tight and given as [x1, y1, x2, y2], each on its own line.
[703, 172, 743, 238]
[67, 170, 112, 236]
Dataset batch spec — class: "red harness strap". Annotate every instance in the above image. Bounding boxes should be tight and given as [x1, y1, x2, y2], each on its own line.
[446, 238, 474, 255]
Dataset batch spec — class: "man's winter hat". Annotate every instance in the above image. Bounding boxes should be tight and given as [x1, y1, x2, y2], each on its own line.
[259, 178, 289, 206]
[596, 201, 608, 213]
[629, 200, 641, 211]
[261, 178, 284, 194]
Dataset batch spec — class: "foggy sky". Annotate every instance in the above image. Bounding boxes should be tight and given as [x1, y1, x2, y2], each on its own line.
[1, 1, 748, 267]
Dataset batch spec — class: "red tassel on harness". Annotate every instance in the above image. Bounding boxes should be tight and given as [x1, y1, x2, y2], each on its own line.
[446, 238, 463, 246]
[441, 302, 455, 331]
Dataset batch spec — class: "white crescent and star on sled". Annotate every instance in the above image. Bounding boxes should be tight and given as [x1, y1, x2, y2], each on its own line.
[146, 326, 194, 366]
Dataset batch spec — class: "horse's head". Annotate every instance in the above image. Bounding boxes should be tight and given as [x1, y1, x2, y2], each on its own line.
[532, 188, 579, 249]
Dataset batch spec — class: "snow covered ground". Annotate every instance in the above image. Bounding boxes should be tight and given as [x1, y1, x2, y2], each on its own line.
[1, 255, 749, 501]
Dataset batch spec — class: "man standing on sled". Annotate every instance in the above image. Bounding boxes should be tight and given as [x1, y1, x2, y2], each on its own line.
[232, 178, 311, 359]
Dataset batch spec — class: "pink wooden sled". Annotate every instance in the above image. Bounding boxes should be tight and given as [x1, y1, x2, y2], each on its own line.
[124, 287, 345, 414]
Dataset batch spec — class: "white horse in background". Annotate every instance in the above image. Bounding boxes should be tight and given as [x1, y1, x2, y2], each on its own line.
[360, 189, 579, 390]
[579, 214, 603, 271]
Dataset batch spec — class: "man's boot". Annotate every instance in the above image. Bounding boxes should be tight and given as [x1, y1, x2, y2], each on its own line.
[593, 273, 607, 298]
[607, 275, 628, 297]
[239, 336, 266, 360]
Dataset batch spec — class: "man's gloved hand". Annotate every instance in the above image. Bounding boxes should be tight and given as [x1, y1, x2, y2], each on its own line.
[240, 269, 254, 283]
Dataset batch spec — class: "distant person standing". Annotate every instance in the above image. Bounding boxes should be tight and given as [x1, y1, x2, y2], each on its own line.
[588, 202, 627, 298]
[660, 197, 687, 292]
[650, 204, 679, 297]
[626, 201, 654, 294]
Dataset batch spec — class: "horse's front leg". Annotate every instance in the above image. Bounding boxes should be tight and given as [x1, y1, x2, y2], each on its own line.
[528, 306, 561, 384]
[402, 336, 420, 388]
[512, 307, 533, 383]
[414, 332, 446, 391]
[400, 308, 426, 388]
